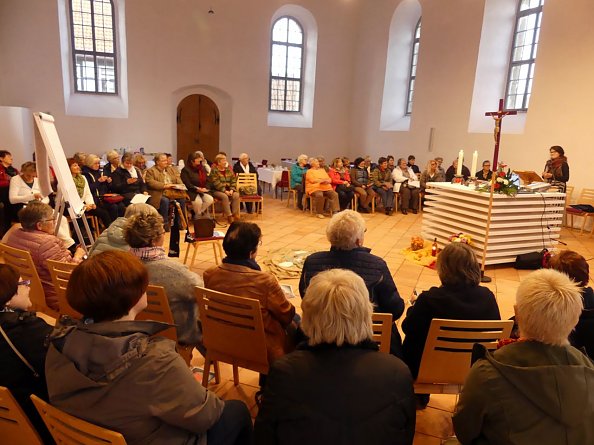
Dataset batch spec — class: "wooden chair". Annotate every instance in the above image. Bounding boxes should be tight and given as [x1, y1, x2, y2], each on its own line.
[286, 181, 298, 209]
[0, 387, 43, 445]
[236, 173, 263, 216]
[414, 318, 513, 395]
[354, 190, 376, 213]
[565, 188, 594, 233]
[31, 395, 127, 445]
[371, 313, 393, 354]
[195, 286, 268, 387]
[562, 185, 574, 227]
[183, 236, 224, 268]
[46, 259, 81, 319]
[0, 243, 57, 318]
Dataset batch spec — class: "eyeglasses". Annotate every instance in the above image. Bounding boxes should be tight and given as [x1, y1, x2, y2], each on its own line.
[41, 217, 56, 223]
[18, 280, 31, 287]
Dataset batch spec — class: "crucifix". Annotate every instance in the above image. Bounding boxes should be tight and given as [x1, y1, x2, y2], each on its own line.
[485, 99, 517, 169]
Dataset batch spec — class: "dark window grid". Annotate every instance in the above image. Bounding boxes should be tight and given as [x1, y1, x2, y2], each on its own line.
[505, 2, 543, 111]
[405, 19, 421, 116]
[69, 0, 118, 94]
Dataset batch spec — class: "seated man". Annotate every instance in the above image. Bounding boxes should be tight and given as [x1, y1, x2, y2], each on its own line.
[445, 158, 471, 181]
[45, 250, 252, 445]
[299, 210, 405, 357]
[453, 269, 594, 445]
[370, 156, 395, 215]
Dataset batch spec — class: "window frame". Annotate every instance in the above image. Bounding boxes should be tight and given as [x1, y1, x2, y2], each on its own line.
[405, 18, 421, 116]
[268, 15, 304, 113]
[504, 0, 544, 111]
[69, 0, 118, 95]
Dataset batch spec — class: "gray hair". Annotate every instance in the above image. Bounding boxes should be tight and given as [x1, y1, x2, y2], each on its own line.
[124, 203, 159, 219]
[297, 154, 308, 163]
[302, 269, 374, 346]
[153, 153, 167, 163]
[326, 210, 365, 250]
[106, 150, 119, 162]
[18, 201, 54, 230]
[239, 153, 249, 160]
[437, 243, 481, 287]
[85, 154, 100, 168]
[516, 269, 583, 346]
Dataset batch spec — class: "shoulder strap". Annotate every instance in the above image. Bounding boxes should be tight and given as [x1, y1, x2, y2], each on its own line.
[0, 324, 40, 378]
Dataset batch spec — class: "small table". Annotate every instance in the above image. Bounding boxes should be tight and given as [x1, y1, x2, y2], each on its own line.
[183, 235, 224, 268]
[257, 167, 284, 193]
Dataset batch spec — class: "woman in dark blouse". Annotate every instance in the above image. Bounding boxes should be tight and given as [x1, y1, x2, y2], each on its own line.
[542, 145, 569, 191]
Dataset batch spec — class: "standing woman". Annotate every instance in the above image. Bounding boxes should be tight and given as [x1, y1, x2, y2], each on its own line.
[328, 157, 355, 211]
[181, 151, 214, 219]
[542, 145, 569, 191]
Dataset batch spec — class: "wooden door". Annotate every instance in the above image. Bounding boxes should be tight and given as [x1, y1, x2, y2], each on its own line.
[177, 94, 220, 164]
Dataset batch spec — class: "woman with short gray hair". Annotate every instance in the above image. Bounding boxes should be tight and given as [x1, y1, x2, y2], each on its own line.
[254, 268, 416, 445]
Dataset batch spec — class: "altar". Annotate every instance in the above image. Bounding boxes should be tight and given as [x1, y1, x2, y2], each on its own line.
[422, 182, 566, 266]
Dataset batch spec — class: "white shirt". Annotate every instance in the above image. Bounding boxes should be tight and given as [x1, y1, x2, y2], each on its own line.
[8, 175, 50, 205]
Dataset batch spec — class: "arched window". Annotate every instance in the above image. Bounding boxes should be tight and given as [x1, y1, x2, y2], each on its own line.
[505, 0, 544, 110]
[69, 0, 117, 94]
[269, 17, 304, 112]
[405, 19, 421, 115]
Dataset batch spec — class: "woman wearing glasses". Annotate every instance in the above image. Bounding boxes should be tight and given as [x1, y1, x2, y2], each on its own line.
[0, 264, 54, 444]
[4, 201, 85, 311]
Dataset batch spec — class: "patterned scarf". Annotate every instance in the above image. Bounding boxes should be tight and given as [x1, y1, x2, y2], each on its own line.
[72, 174, 85, 198]
[130, 246, 166, 262]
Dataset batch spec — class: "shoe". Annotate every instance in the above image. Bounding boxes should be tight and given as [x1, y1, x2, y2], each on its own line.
[168, 250, 179, 257]
[412, 209, 418, 214]
[316, 214, 325, 219]
[401, 209, 408, 215]
[388, 208, 394, 215]
[297, 204, 303, 210]
[385, 209, 390, 215]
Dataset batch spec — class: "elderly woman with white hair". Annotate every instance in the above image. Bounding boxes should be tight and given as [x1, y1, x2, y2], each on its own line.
[299, 210, 405, 356]
[453, 268, 594, 444]
[255, 269, 416, 445]
[290, 154, 308, 210]
[103, 149, 121, 179]
[232, 152, 262, 214]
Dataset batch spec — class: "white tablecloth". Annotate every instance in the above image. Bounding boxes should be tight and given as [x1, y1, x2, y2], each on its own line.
[257, 168, 284, 189]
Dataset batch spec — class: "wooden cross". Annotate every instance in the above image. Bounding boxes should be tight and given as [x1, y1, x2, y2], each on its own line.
[485, 99, 517, 169]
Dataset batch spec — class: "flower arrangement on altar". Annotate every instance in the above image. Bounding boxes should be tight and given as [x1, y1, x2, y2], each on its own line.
[449, 232, 473, 245]
[476, 162, 519, 197]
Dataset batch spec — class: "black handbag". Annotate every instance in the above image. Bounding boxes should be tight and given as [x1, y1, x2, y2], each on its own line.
[514, 249, 550, 270]
[193, 217, 215, 238]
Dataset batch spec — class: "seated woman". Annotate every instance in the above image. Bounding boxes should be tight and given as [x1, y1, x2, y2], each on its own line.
[548, 250, 594, 357]
[132, 153, 147, 179]
[102, 149, 120, 179]
[290, 154, 309, 210]
[420, 159, 446, 192]
[208, 153, 240, 224]
[110, 152, 148, 206]
[82, 154, 125, 222]
[350, 157, 375, 213]
[392, 158, 420, 215]
[181, 151, 214, 219]
[0, 264, 54, 444]
[45, 251, 252, 445]
[305, 157, 339, 219]
[328, 157, 354, 211]
[4, 201, 85, 311]
[203, 221, 296, 363]
[402, 242, 500, 400]
[124, 213, 204, 348]
[299, 210, 404, 357]
[370, 157, 395, 215]
[88, 202, 158, 257]
[453, 269, 594, 444]
[68, 158, 112, 229]
[144, 153, 186, 225]
[254, 269, 416, 445]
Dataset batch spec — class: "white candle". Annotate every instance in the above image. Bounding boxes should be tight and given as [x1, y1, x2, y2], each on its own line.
[470, 150, 478, 177]
[456, 150, 464, 176]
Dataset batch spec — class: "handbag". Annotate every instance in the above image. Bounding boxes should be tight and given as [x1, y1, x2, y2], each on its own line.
[514, 249, 550, 270]
[102, 193, 124, 204]
[239, 185, 258, 196]
[163, 188, 190, 200]
[193, 217, 215, 238]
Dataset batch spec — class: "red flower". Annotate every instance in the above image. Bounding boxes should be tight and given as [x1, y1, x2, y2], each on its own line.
[498, 171, 505, 177]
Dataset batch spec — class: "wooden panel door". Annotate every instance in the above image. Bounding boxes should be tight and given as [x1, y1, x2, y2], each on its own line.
[177, 94, 220, 164]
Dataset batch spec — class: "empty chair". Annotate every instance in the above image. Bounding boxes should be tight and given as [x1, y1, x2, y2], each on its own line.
[566, 188, 594, 233]
[45, 259, 80, 319]
[0, 387, 43, 445]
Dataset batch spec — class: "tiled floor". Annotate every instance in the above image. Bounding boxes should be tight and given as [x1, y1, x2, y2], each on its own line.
[178, 194, 594, 443]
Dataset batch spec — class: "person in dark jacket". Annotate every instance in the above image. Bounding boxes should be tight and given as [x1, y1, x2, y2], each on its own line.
[453, 269, 594, 445]
[548, 249, 594, 357]
[0, 264, 54, 444]
[82, 154, 125, 221]
[542, 145, 570, 191]
[233, 152, 262, 214]
[110, 152, 148, 205]
[254, 268, 415, 445]
[180, 150, 214, 219]
[445, 158, 471, 181]
[299, 210, 405, 357]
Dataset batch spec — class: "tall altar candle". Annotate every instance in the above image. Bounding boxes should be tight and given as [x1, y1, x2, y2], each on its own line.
[470, 150, 478, 177]
[456, 150, 463, 176]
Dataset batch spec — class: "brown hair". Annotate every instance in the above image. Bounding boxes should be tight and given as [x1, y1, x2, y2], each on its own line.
[20, 161, 36, 174]
[437, 242, 481, 287]
[0, 264, 20, 306]
[548, 250, 589, 287]
[66, 251, 148, 322]
[18, 201, 53, 230]
[124, 213, 164, 248]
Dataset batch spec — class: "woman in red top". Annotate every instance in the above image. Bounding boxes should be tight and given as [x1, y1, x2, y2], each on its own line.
[328, 157, 355, 211]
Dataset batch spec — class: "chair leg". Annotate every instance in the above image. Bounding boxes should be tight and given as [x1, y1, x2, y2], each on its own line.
[213, 361, 221, 384]
[580, 216, 587, 234]
[183, 242, 192, 265]
[202, 357, 212, 387]
[232, 365, 240, 385]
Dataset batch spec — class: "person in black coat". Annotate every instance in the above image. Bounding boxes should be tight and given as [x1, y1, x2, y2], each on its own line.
[0, 264, 54, 444]
[445, 158, 471, 181]
[110, 152, 148, 205]
[82, 155, 125, 221]
[233, 153, 262, 213]
[255, 269, 415, 445]
[299, 210, 405, 357]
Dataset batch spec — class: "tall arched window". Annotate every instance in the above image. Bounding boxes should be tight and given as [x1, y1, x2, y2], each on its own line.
[269, 16, 304, 112]
[405, 19, 421, 115]
[69, 0, 117, 94]
[505, 0, 544, 110]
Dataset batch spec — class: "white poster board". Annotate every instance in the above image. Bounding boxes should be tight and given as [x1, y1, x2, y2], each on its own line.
[33, 112, 85, 216]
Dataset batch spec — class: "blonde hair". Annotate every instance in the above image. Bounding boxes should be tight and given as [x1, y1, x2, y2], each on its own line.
[106, 150, 119, 162]
[326, 210, 365, 250]
[297, 154, 308, 163]
[124, 202, 159, 219]
[516, 269, 583, 346]
[214, 153, 227, 165]
[85, 154, 100, 168]
[302, 269, 374, 346]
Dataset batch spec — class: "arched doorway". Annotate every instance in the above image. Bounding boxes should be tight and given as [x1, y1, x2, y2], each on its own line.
[176, 94, 220, 164]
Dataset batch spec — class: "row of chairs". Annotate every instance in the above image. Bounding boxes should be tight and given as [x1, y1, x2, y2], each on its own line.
[564, 186, 594, 235]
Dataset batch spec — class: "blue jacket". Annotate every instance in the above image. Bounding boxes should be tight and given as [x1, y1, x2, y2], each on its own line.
[290, 164, 308, 188]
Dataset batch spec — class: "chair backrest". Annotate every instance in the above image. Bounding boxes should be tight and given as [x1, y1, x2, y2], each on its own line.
[371, 313, 392, 354]
[578, 188, 594, 205]
[0, 387, 43, 445]
[565, 185, 574, 204]
[30, 395, 127, 445]
[45, 259, 81, 319]
[0, 243, 55, 318]
[236, 173, 258, 190]
[135, 285, 177, 342]
[195, 286, 269, 374]
[416, 318, 513, 385]
[277, 170, 290, 187]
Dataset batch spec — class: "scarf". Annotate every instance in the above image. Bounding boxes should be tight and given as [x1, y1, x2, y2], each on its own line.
[551, 155, 567, 170]
[222, 257, 261, 271]
[130, 246, 166, 262]
[72, 174, 85, 198]
[192, 164, 207, 187]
